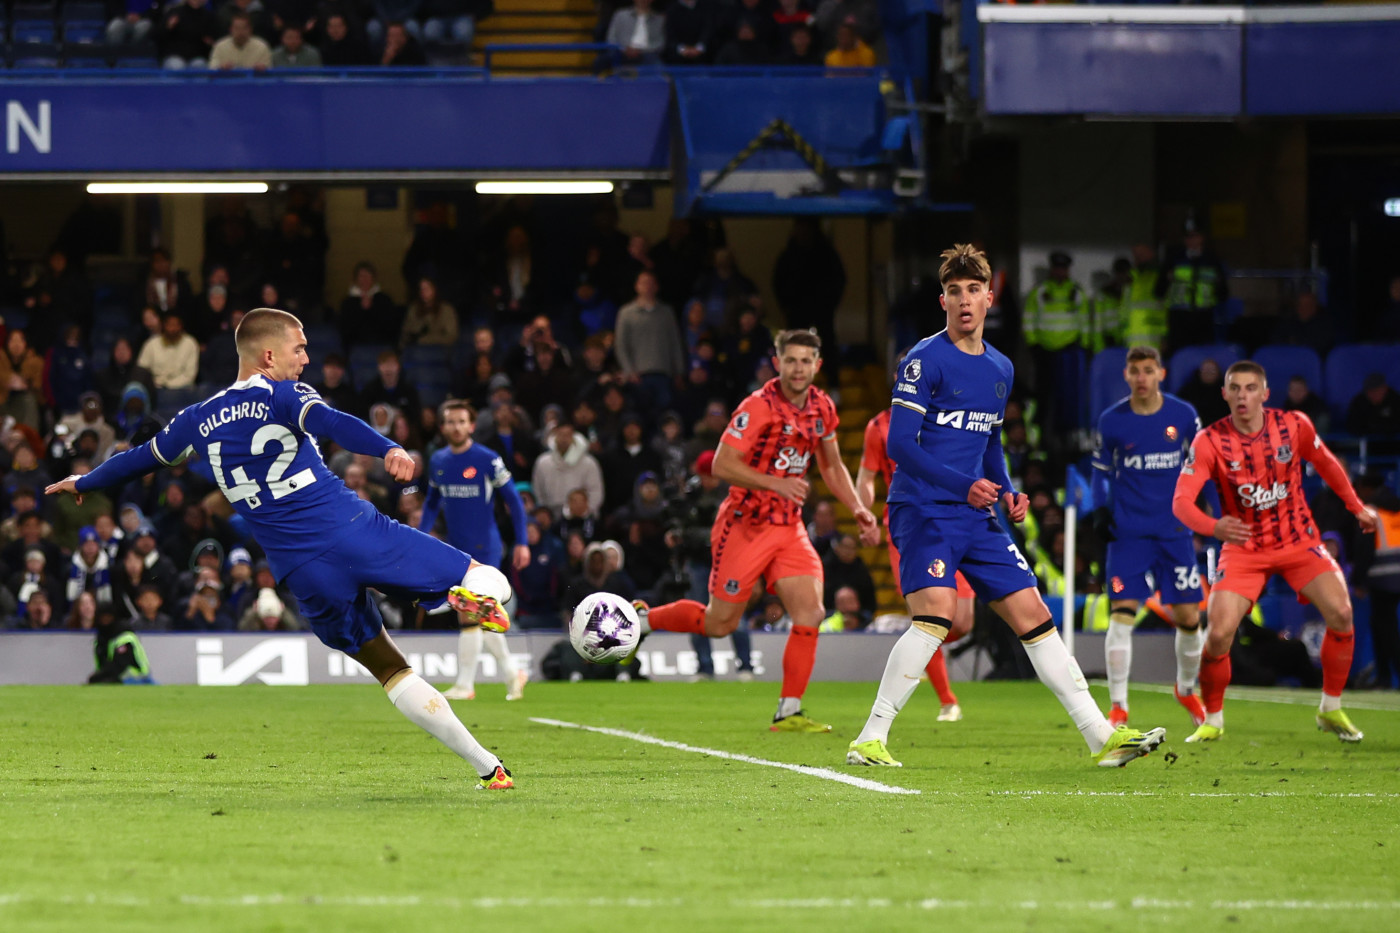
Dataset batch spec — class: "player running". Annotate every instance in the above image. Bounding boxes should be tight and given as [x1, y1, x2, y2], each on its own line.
[635, 329, 880, 732]
[1091, 346, 1208, 728]
[1172, 360, 1375, 743]
[848, 244, 1165, 768]
[856, 388, 973, 722]
[46, 308, 517, 790]
[420, 399, 531, 702]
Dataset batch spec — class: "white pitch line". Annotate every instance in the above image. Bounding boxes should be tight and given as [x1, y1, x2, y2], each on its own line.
[1103, 681, 1400, 713]
[529, 717, 920, 795]
[3, 894, 1399, 912]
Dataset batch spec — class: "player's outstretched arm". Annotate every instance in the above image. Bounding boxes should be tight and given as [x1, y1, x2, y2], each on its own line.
[1297, 414, 1376, 531]
[816, 436, 880, 546]
[46, 442, 163, 504]
[885, 403, 980, 500]
[300, 401, 411, 480]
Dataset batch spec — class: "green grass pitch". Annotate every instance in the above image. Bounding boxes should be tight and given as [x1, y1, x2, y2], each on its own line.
[2, 680, 1398, 933]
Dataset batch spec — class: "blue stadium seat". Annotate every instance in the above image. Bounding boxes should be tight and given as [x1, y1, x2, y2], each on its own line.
[64, 50, 107, 67]
[1087, 347, 1129, 426]
[61, 22, 103, 44]
[301, 323, 340, 355]
[4, 309, 30, 332]
[401, 343, 451, 372]
[1166, 344, 1242, 394]
[416, 378, 450, 409]
[12, 21, 57, 44]
[1252, 345, 1324, 407]
[1322, 343, 1400, 423]
[94, 305, 130, 332]
[349, 344, 389, 388]
[157, 385, 205, 419]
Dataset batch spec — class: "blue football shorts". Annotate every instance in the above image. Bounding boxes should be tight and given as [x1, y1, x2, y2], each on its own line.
[284, 505, 473, 654]
[888, 501, 1038, 603]
[1105, 534, 1203, 604]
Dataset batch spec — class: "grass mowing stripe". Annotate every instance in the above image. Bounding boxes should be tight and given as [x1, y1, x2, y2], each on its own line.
[4, 893, 1399, 912]
[1105, 681, 1400, 712]
[529, 716, 921, 795]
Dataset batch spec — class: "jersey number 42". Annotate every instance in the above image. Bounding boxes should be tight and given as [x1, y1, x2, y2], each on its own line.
[208, 424, 318, 510]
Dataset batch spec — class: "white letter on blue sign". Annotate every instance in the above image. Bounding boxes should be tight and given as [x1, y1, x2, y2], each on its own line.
[6, 101, 51, 154]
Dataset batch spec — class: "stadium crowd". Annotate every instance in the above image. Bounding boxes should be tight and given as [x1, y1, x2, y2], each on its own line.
[1, 0, 882, 69]
[1, 190, 1397, 686]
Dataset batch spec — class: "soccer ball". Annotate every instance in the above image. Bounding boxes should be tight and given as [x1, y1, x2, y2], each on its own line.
[569, 592, 641, 664]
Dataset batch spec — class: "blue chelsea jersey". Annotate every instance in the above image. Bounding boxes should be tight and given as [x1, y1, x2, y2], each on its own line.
[424, 444, 512, 560]
[886, 330, 1014, 505]
[1092, 393, 1200, 538]
[150, 375, 367, 578]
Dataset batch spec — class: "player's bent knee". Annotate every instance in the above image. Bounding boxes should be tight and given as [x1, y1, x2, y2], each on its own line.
[463, 561, 512, 604]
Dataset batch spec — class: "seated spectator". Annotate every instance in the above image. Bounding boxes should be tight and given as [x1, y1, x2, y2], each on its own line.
[749, 593, 792, 632]
[480, 400, 540, 478]
[557, 487, 600, 541]
[108, 1, 159, 46]
[824, 17, 875, 68]
[778, 21, 817, 64]
[313, 352, 360, 415]
[1270, 290, 1335, 356]
[161, 0, 219, 69]
[721, 0, 776, 49]
[27, 253, 93, 353]
[0, 488, 47, 551]
[272, 24, 323, 66]
[773, 0, 815, 41]
[820, 585, 869, 632]
[506, 522, 564, 629]
[1282, 375, 1330, 433]
[400, 277, 459, 347]
[514, 341, 573, 424]
[181, 572, 237, 632]
[137, 314, 200, 390]
[359, 349, 422, 420]
[381, 20, 429, 65]
[60, 393, 116, 459]
[10, 549, 67, 620]
[1177, 358, 1230, 426]
[421, 0, 482, 45]
[50, 460, 112, 553]
[220, 0, 275, 39]
[127, 525, 180, 606]
[600, 415, 662, 515]
[562, 540, 636, 616]
[2, 509, 63, 572]
[97, 338, 157, 416]
[663, 0, 715, 65]
[200, 307, 245, 386]
[692, 247, 757, 331]
[211, 11, 273, 69]
[1346, 373, 1400, 436]
[0, 329, 47, 429]
[339, 261, 403, 349]
[814, 0, 876, 49]
[573, 247, 620, 337]
[607, 0, 666, 66]
[3, 443, 51, 515]
[67, 528, 114, 606]
[238, 587, 303, 632]
[115, 382, 156, 442]
[532, 423, 604, 516]
[127, 584, 172, 631]
[13, 589, 59, 631]
[822, 534, 876, 613]
[320, 13, 374, 65]
[715, 20, 771, 65]
[67, 591, 99, 631]
[806, 499, 839, 557]
[368, 2, 424, 46]
[485, 226, 540, 325]
[651, 411, 688, 492]
[186, 284, 229, 346]
[225, 547, 255, 612]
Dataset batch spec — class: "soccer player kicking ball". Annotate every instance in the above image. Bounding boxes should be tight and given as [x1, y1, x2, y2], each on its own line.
[1092, 346, 1208, 728]
[1172, 360, 1375, 743]
[635, 329, 881, 732]
[420, 400, 531, 702]
[848, 244, 1165, 768]
[47, 309, 516, 790]
[856, 392, 974, 723]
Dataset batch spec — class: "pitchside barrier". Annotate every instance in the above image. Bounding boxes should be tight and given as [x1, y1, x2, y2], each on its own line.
[0, 631, 1168, 687]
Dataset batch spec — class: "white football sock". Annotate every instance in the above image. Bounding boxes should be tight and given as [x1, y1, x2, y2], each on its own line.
[386, 672, 500, 777]
[1105, 620, 1133, 708]
[482, 630, 519, 681]
[1205, 710, 1224, 728]
[455, 626, 483, 691]
[1319, 693, 1341, 714]
[1023, 629, 1115, 752]
[854, 624, 945, 745]
[1175, 625, 1204, 694]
